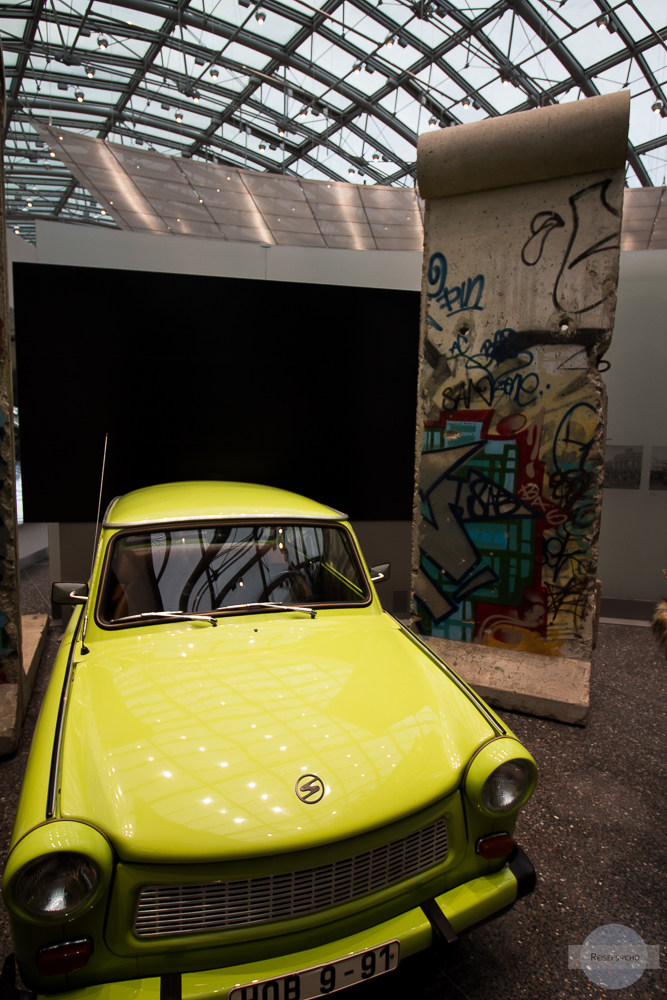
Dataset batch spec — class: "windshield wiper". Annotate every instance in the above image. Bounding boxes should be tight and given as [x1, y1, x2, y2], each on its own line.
[218, 602, 317, 619]
[112, 610, 218, 626]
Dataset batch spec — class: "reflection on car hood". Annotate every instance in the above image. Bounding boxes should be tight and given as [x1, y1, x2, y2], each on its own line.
[60, 613, 494, 861]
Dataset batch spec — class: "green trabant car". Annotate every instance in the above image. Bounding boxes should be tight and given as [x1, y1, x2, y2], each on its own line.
[2, 482, 537, 1000]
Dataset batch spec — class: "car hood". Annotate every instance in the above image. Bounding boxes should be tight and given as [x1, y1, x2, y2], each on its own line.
[60, 613, 495, 862]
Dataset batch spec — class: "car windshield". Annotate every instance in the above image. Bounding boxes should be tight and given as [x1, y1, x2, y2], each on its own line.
[98, 522, 370, 624]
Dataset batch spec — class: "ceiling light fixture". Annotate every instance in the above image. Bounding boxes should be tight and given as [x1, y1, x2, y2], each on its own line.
[98, 36, 108, 49]
[255, 11, 266, 23]
[652, 100, 664, 116]
[462, 95, 471, 108]
[210, 68, 219, 79]
[175, 111, 183, 123]
[259, 142, 266, 151]
[75, 90, 84, 102]
[85, 66, 95, 78]
[500, 71, 511, 85]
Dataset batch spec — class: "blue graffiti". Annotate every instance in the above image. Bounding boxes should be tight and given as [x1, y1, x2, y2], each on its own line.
[427, 252, 485, 319]
[442, 327, 540, 409]
[416, 434, 542, 630]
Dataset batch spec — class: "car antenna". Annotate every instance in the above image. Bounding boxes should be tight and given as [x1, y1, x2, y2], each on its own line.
[80, 433, 109, 655]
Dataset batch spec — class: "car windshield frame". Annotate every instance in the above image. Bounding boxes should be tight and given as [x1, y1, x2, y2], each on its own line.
[95, 519, 372, 628]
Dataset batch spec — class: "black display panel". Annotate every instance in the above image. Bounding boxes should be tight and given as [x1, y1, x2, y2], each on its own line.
[14, 262, 420, 523]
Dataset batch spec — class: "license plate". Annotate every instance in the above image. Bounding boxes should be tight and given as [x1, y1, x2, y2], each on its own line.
[228, 941, 400, 1000]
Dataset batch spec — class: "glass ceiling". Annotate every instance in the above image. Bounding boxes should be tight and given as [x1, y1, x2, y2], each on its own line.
[2, 0, 666, 244]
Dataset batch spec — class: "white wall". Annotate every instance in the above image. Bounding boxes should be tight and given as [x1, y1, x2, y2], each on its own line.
[599, 250, 667, 603]
[25, 221, 423, 290]
[8, 224, 665, 604]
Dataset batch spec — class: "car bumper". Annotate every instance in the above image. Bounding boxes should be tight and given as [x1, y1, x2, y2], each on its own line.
[15, 848, 535, 1000]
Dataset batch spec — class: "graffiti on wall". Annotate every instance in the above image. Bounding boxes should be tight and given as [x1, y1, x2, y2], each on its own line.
[416, 177, 621, 656]
[520, 179, 621, 315]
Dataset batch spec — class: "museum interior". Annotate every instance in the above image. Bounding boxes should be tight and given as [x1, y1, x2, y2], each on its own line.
[1, 3, 666, 999]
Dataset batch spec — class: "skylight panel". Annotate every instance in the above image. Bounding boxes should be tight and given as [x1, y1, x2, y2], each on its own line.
[403, 16, 449, 54]
[346, 8, 389, 46]
[549, 0, 602, 32]
[445, 42, 499, 90]
[630, 0, 667, 34]
[71, 23, 154, 63]
[294, 161, 333, 183]
[628, 92, 667, 148]
[244, 8, 300, 47]
[315, 146, 361, 180]
[413, 63, 465, 105]
[375, 33, 423, 72]
[93, 2, 165, 32]
[478, 76, 526, 115]
[592, 58, 638, 95]
[519, 47, 573, 89]
[639, 149, 665, 185]
[642, 40, 667, 81]
[294, 28, 340, 69]
[612, 3, 654, 39]
[0, 17, 28, 42]
[325, 0, 382, 46]
[211, 66, 253, 92]
[566, 17, 627, 65]
[219, 38, 269, 69]
[284, 65, 329, 100]
[478, 9, 524, 61]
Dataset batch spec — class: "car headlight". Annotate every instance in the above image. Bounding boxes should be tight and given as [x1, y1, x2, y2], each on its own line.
[14, 853, 100, 919]
[481, 759, 534, 813]
[465, 738, 537, 816]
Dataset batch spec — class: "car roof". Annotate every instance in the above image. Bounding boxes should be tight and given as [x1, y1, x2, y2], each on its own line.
[103, 481, 348, 527]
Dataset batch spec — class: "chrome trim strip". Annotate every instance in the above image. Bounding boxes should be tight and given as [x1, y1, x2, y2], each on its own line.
[46, 616, 81, 819]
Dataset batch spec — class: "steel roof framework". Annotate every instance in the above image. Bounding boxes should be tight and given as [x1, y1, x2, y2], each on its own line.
[2, 0, 666, 243]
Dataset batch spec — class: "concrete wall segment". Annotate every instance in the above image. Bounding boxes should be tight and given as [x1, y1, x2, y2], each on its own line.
[417, 91, 630, 200]
[413, 93, 630, 662]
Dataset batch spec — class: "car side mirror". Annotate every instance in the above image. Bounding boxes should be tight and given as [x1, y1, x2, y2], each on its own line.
[369, 563, 390, 583]
[52, 582, 89, 605]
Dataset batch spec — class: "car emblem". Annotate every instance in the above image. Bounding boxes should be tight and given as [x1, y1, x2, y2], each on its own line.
[295, 774, 325, 804]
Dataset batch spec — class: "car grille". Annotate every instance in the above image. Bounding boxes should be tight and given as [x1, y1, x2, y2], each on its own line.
[133, 815, 448, 938]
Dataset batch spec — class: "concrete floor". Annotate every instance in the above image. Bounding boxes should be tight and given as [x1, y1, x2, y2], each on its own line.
[1, 560, 665, 999]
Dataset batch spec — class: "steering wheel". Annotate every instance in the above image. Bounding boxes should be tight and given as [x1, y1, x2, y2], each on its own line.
[259, 570, 312, 602]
